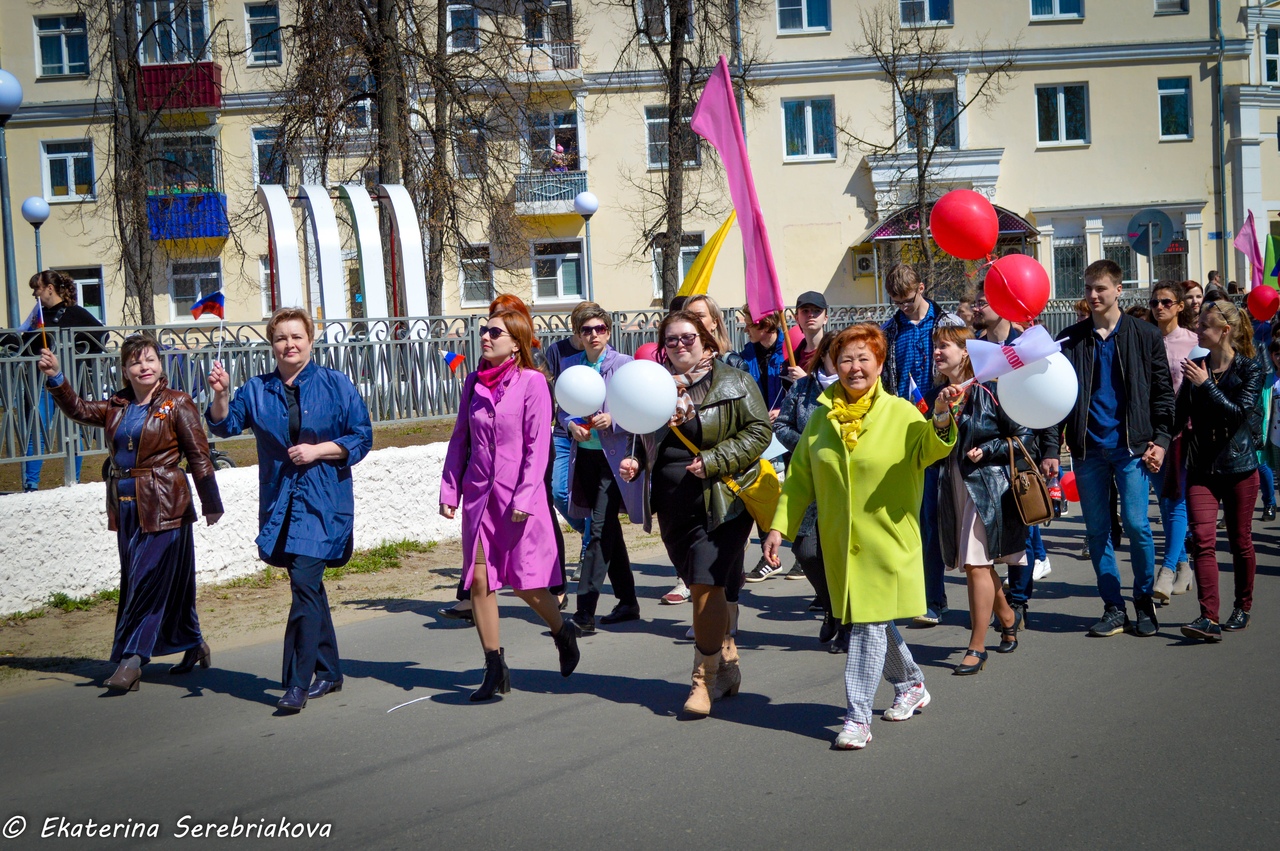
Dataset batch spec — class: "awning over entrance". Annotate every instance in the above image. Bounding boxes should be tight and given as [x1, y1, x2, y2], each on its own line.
[857, 204, 1039, 243]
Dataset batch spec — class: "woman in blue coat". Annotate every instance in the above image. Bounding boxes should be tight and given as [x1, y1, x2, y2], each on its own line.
[207, 308, 373, 713]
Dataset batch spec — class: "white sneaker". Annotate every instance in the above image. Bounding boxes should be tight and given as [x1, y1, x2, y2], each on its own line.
[1032, 558, 1052, 581]
[662, 578, 690, 605]
[684, 625, 695, 639]
[834, 721, 872, 750]
[883, 683, 930, 721]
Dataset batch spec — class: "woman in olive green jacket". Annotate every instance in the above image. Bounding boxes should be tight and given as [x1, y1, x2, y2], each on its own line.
[764, 323, 959, 750]
[621, 311, 772, 717]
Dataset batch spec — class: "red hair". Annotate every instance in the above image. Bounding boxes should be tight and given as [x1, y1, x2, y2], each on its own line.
[489, 294, 540, 348]
[830, 323, 888, 367]
[488, 308, 539, 369]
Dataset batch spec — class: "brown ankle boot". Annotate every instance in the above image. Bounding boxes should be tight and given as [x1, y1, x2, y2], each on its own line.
[684, 649, 720, 716]
[712, 635, 741, 700]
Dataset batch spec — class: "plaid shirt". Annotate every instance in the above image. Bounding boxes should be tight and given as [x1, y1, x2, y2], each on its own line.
[884, 302, 937, 398]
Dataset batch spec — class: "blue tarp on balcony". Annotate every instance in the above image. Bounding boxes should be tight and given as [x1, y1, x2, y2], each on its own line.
[147, 193, 230, 241]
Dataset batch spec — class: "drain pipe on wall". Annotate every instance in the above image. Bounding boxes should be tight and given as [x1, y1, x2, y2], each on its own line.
[1215, 0, 1230, 276]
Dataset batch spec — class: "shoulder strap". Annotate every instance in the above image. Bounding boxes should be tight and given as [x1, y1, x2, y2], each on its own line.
[670, 423, 701, 455]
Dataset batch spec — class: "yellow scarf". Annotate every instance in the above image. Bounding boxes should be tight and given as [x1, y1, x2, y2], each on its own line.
[827, 380, 879, 451]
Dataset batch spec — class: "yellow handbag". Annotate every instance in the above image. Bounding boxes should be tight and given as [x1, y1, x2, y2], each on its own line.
[670, 426, 781, 529]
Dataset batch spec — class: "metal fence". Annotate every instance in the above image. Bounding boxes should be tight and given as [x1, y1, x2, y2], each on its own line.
[0, 297, 1140, 484]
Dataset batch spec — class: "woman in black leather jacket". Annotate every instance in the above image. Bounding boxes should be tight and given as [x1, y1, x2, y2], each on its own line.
[1175, 300, 1264, 641]
[933, 324, 1033, 674]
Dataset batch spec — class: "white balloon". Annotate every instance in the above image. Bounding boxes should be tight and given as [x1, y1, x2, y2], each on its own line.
[554, 364, 606, 418]
[996, 352, 1078, 430]
[605, 360, 679, 434]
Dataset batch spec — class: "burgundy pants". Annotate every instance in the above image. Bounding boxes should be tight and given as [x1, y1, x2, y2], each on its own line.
[1186, 470, 1259, 622]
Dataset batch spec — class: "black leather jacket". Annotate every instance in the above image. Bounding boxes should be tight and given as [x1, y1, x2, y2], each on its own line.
[938, 381, 1034, 566]
[1173, 353, 1263, 476]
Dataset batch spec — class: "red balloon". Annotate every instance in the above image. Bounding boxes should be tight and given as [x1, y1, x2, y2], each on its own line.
[929, 190, 999, 261]
[1060, 471, 1080, 503]
[634, 342, 660, 362]
[788, 324, 804, 354]
[1247, 286, 1280, 322]
[984, 254, 1051, 323]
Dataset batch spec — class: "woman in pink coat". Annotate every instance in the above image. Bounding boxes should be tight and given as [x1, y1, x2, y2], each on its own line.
[440, 308, 582, 701]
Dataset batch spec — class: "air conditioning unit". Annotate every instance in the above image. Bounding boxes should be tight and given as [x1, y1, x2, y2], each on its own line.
[855, 254, 874, 276]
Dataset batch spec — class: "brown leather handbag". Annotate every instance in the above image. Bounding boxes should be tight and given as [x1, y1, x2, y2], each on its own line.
[1006, 437, 1053, 526]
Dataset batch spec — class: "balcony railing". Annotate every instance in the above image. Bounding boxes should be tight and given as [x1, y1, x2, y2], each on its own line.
[524, 40, 579, 73]
[514, 170, 588, 216]
[146, 193, 230, 241]
[137, 62, 223, 112]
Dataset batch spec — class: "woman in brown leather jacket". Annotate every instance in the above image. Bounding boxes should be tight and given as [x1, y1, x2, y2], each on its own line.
[39, 334, 223, 693]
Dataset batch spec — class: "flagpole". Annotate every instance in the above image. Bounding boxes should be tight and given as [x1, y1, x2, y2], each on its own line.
[776, 310, 797, 369]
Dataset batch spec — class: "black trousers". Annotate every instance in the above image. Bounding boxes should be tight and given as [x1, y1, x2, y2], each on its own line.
[282, 555, 341, 689]
[793, 529, 829, 616]
[574, 447, 636, 617]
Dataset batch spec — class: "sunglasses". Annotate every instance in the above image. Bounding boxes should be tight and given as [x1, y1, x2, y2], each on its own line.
[664, 333, 699, 349]
[578, 323, 609, 337]
[1149, 298, 1177, 309]
[478, 326, 509, 340]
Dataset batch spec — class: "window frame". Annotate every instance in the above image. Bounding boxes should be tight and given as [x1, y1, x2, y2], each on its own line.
[169, 258, 222, 322]
[447, 3, 479, 53]
[638, 0, 695, 44]
[146, 129, 221, 195]
[1051, 237, 1087, 300]
[781, 96, 837, 162]
[644, 105, 702, 170]
[252, 126, 288, 187]
[1035, 83, 1090, 147]
[41, 139, 96, 203]
[34, 14, 89, 78]
[1153, 0, 1188, 15]
[1266, 27, 1279, 85]
[1157, 76, 1192, 141]
[651, 233, 705, 300]
[138, 0, 210, 65]
[899, 0, 953, 28]
[245, 1, 282, 66]
[531, 240, 586, 304]
[459, 244, 494, 308]
[59, 266, 105, 322]
[1029, 0, 1083, 22]
[900, 89, 959, 151]
[776, 0, 831, 34]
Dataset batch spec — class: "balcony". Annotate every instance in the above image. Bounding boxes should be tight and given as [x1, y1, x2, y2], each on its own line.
[136, 62, 223, 113]
[514, 170, 588, 216]
[147, 193, 229, 241]
[512, 41, 581, 83]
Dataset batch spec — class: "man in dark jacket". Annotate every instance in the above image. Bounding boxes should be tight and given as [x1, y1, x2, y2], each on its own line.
[1041, 260, 1175, 638]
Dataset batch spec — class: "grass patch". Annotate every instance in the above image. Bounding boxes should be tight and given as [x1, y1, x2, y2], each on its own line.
[46, 589, 119, 613]
[224, 567, 281, 589]
[325, 539, 435, 580]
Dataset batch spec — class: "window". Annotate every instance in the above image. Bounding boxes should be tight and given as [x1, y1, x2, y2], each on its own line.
[652, 233, 704, 299]
[782, 97, 836, 160]
[639, 0, 694, 42]
[61, 267, 105, 322]
[460, 245, 493, 306]
[258, 256, 273, 316]
[1154, 240, 1188, 282]
[36, 15, 88, 77]
[1103, 237, 1138, 285]
[456, 124, 486, 178]
[252, 127, 288, 186]
[139, 1, 209, 64]
[1158, 77, 1191, 140]
[902, 90, 957, 150]
[529, 111, 580, 170]
[1036, 84, 1089, 145]
[147, 133, 219, 194]
[338, 75, 375, 134]
[42, 141, 95, 201]
[645, 106, 701, 169]
[777, 0, 830, 32]
[1268, 28, 1280, 84]
[447, 4, 478, 52]
[246, 2, 281, 65]
[1154, 0, 1187, 14]
[900, 0, 952, 26]
[524, 0, 573, 43]
[533, 241, 584, 302]
[1052, 238, 1086, 299]
[170, 260, 221, 319]
[1031, 0, 1082, 19]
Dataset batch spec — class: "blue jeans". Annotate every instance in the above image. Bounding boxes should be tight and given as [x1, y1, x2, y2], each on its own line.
[1076, 447, 1157, 608]
[552, 433, 590, 545]
[1259, 462, 1275, 509]
[23, 387, 83, 490]
[920, 466, 947, 610]
[1148, 460, 1188, 570]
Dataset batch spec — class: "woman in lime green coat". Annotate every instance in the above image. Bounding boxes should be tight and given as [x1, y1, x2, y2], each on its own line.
[764, 324, 959, 750]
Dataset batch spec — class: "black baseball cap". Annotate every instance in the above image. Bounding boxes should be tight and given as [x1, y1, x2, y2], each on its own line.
[796, 291, 828, 311]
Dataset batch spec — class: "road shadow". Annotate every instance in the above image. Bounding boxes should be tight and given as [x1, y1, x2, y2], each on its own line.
[0, 655, 108, 682]
[145, 666, 284, 707]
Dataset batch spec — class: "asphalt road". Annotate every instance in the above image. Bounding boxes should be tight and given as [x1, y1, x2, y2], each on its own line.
[1, 512, 1278, 850]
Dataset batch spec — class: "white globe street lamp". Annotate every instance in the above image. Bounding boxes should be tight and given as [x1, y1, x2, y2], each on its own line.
[21, 196, 50, 272]
[0, 68, 24, 327]
[573, 191, 599, 303]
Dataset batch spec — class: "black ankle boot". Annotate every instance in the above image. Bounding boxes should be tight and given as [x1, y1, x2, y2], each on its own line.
[553, 619, 581, 677]
[470, 648, 509, 702]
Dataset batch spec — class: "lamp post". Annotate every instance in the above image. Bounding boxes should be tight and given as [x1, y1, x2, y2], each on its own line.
[573, 190, 598, 303]
[0, 68, 23, 328]
[21, 196, 49, 272]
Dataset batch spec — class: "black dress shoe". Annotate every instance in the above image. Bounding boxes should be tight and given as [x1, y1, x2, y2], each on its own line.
[1222, 608, 1251, 631]
[599, 604, 640, 625]
[953, 649, 987, 675]
[307, 678, 343, 699]
[169, 640, 211, 675]
[277, 686, 308, 712]
[1264, 506, 1276, 521]
[439, 604, 474, 623]
[470, 648, 510, 701]
[572, 612, 596, 634]
[818, 614, 838, 644]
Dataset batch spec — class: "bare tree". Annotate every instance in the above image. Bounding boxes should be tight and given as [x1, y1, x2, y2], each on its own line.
[599, 0, 769, 306]
[843, 1, 1016, 298]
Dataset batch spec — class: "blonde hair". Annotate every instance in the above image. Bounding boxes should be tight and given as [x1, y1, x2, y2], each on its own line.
[1201, 300, 1255, 359]
[685, 294, 731, 353]
[266, 308, 315, 343]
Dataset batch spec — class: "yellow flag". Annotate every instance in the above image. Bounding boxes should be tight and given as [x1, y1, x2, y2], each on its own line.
[677, 211, 737, 298]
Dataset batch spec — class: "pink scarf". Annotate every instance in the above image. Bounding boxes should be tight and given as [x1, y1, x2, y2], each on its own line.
[669, 356, 715, 427]
[477, 356, 518, 403]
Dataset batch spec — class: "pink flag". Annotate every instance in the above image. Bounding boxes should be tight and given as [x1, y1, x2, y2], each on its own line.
[1234, 210, 1265, 291]
[690, 56, 784, 322]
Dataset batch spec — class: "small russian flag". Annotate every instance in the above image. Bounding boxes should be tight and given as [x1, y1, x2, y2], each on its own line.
[442, 351, 465, 373]
[190, 291, 226, 320]
[18, 301, 44, 332]
[909, 376, 929, 415]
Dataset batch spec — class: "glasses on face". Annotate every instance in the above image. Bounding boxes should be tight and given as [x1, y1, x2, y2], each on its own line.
[578, 324, 609, 337]
[479, 326, 509, 340]
[1149, 298, 1177, 309]
[891, 294, 918, 308]
[664, 333, 699, 349]
[974, 300, 989, 310]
